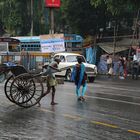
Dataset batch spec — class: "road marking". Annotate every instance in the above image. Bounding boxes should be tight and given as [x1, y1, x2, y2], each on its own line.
[84, 95, 140, 106]
[60, 83, 140, 106]
[40, 108, 140, 135]
[40, 108, 54, 113]
[101, 86, 140, 93]
[40, 108, 81, 120]
[61, 83, 140, 93]
[40, 108, 82, 120]
[91, 121, 119, 128]
[62, 114, 82, 120]
[128, 130, 140, 135]
[91, 91, 140, 99]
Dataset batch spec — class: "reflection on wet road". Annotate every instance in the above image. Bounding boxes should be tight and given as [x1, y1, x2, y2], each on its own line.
[0, 78, 140, 140]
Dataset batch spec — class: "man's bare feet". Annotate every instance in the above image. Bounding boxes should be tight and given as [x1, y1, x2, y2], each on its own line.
[51, 102, 58, 105]
[37, 102, 41, 107]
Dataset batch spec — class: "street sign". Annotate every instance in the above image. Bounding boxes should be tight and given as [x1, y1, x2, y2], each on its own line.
[45, 0, 61, 8]
[40, 34, 65, 53]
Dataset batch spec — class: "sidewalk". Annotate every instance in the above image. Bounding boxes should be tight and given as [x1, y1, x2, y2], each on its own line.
[96, 74, 139, 81]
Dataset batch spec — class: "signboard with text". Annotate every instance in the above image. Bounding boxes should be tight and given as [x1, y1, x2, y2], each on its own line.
[45, 0, 60, 8]
[40, 34, 65, 53]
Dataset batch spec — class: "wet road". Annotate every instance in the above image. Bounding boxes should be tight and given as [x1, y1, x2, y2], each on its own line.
[0, 77, 140, 140]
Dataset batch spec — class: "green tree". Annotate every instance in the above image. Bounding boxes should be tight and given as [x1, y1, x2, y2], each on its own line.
[0, 0, 31, 36]
[90, 0, 140, 15]
[33, 0, 49, 35]
[90, 0, 140, 36]
[0, 0, 48, 36]
[61, 0, 108, 36]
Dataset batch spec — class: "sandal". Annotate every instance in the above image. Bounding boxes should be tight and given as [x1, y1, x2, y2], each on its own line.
[77, 97, 82, 101]
[81, 97, 85, 101]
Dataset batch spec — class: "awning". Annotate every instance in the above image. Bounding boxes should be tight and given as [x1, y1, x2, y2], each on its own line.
[98, 43, 130, 54]
[98, 38, 139, 54]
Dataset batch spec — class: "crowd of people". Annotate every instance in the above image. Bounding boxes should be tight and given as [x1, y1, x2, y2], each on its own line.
[106, 55, 128, 79]
[98, 52, 140, 79]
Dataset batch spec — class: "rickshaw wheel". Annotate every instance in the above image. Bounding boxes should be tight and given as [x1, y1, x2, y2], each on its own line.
[4, 75, 15, 103]
[10, 73, 43, 108]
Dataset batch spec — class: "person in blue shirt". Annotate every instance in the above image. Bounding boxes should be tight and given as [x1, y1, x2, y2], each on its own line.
[71, 57, 87, 101]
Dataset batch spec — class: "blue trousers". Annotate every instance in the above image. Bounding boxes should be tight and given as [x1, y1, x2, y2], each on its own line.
[76, 83, 87, 97]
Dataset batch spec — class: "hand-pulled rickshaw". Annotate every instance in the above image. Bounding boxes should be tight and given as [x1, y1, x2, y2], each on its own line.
[4, 65, 44, 108]
[4, 65, 72, 108]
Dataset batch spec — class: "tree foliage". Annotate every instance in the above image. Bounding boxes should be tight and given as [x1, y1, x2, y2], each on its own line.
[90, 0, 140, 15]
[0, 0, 138, 37]
[0, 0, 47, 36]
[90, 0, 140, 36]
[0, 0, 29, 35]
[61, 0, 108, 36]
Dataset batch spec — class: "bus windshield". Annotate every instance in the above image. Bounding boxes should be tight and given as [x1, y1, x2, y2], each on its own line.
[0, 37, 20, 52]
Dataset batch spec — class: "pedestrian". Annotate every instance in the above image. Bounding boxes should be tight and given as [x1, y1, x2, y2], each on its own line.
[123, 57, 128, 79]
[71, 57, 87, 101]
[38, 57, 61, 106]
[118, 56, 125, 79]
[106, 55, 113, 73]
[106, 55, 113, 77]
[132, 52, 139, 80]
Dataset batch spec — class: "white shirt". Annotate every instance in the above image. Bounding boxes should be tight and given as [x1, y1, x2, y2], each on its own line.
[107, 58, 112, 64]
[133, 54, 137, 61]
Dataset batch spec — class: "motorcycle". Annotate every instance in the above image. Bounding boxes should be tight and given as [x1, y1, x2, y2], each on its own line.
[0, 62, 17, 83]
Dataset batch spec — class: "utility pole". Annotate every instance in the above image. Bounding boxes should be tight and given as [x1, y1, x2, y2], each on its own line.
[45, 0, 61, 34]
[30, 0, 33, 36]
[50, 8, 54, 34]
[113, 25, 116, 58]
[113, 22, 118, 57]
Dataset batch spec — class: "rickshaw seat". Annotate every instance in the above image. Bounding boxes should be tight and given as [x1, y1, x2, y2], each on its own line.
[10, 65, 28, 77]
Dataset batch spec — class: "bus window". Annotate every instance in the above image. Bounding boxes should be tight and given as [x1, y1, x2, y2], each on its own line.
[0, 42, 8, 52]
[8, 45, 20, 52]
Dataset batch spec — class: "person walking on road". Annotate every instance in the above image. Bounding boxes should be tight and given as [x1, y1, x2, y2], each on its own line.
[71, 57, 87, 101]
[106, 55, 112, 72]
[38, 58, 61, 106]
[106, 55, 113, 77]
[132, 52, 139, 80]
[123, 57, 128, 79]
[118, 56, 125, 79]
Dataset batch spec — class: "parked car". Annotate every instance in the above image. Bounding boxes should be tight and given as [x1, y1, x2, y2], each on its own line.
[44, 52, 97, 82]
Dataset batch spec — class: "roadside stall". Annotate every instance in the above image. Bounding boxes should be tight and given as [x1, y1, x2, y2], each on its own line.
[97, 38, 135, 75]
